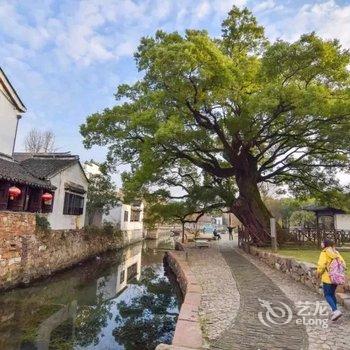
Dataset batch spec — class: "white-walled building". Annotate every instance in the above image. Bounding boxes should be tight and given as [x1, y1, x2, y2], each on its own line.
[16, 153, 88, 230]
[0, 67, 87, 225]
[0, 67, 54, 212]
[83, 162, 101, 178]
[103, 200, 144, 242]
[82, 161, 103, 226]
[0, 68, 26, 157]
[97, 243, 142, 299]
[334, 214, 350, 231]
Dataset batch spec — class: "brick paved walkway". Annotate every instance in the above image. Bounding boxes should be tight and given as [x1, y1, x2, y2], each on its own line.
[186, 241, 240, 343]
[242, 247, 350, 350]
[212, 243, 308, 350]
[187, 236, 350, 350]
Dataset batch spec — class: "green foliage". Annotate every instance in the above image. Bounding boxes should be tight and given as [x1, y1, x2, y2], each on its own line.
[84, 224, 100, 235]
[315, 187, 350, 212]
[20, 304, 61, 344]
[264, 197, 315, 228]
[113, 266, 179, 349]
[74, 295, 113, 347]
[35, 214, 51, 232]
[84, 222, 123, 238]
[86, 168, 119, 219]
[145, 200, 199, 228]
[290, 210, 316, 228]
[49, 319, 74, 349]
[102, 221, 115, 235]
[81, 5, 350, 237]
[221, 6, 267, 55]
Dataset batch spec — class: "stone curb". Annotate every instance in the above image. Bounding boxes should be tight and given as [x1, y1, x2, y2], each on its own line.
[156, 251, 204, 350]
[242, 245, 350, 310]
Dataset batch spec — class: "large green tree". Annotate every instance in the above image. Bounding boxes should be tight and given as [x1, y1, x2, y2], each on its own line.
[81, 7, 350, 244]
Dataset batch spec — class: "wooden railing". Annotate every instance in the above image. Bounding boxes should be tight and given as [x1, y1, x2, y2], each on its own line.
[289, 228, 350, 246]
[238, 225, 350, 248]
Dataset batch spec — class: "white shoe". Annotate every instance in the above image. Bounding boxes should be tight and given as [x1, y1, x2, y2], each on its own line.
[331, 310, 343, 321]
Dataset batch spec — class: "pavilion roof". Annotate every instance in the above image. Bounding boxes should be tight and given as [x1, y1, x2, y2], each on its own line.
[303, 205, 346, 215]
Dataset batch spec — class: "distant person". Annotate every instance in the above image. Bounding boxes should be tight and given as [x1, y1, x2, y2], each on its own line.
[213, 228, 221, 240]
[317, 239, 346, 321]
[228, 226, 234, 240]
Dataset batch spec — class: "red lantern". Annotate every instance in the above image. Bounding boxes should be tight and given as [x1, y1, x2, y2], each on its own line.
[42, 192, 53, 204]
[8, 186, 21, 200]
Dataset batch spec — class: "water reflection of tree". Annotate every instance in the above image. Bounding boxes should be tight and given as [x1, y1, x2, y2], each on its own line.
[49, 293, 113, 349]
[75, 294, 113, 347]
[113, 266, 179, 350]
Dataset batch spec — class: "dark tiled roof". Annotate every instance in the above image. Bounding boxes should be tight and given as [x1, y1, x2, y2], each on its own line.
[0, 158, 55, 189]
[20, 158, 78, 179]
[13, 152, 75, 162]
[303, 205, 346, 214]
[0, 67, 26, 112]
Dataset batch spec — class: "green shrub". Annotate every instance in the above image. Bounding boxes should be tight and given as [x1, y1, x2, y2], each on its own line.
[113, 229, 124, 240]
[84, 225, 101, 235]
[290, 210, 315, 228]
[35, 214, 51, 232]
[84, 223, 123, 239]
[102, 221, 114, 235]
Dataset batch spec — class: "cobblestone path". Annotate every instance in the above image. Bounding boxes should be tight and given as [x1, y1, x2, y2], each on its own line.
[186, 242, 240, 343]
[242, 247, 350, 350]
[212, 243, 308, 350]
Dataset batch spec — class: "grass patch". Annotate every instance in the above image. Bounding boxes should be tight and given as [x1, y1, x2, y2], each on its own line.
[262, 246, 350, 277]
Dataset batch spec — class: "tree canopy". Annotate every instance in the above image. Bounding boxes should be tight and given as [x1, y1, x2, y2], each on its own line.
[81, 6, 350, 244]
[86, 165, 119, 225]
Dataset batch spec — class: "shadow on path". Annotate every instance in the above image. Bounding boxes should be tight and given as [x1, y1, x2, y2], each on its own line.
[212, 243, 308, 350]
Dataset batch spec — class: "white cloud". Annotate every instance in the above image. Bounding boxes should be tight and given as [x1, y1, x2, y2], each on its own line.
[116, 41, 137, 57]
[268, 0, 350, 48]
[151, 0, 173, 20]
[253, 0, 277, 12]
[0, 2, 50, 50]
[196, 1, 211, 19]
[0, 0, 252, 68]
[214, 0, 247, 13]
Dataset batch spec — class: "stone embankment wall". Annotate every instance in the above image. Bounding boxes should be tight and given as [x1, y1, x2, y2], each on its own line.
[0, 211, 142, 291]
[242, 245, 350, 309]
[156, 250, 204, 350]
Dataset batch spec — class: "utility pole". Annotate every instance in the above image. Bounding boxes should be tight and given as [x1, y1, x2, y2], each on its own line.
[12, 114, 22, 156]
[270, 217, 277, 252]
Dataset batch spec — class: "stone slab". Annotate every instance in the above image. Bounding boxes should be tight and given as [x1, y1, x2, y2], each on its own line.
[173, 319, 203, 349]
[178, 302, 199, 323]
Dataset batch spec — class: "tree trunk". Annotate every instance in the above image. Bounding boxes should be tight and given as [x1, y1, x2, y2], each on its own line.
[231, 154, 273, 246]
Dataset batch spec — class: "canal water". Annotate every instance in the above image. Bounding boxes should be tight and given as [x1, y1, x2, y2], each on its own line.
[0, 238, 181, 350]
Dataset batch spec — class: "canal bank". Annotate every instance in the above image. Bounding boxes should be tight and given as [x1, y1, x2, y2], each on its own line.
[0, 239, 181, 350]
[158, 239, 238, 350]
[157, 250, 204, 350]
[0, 211, 144, 291]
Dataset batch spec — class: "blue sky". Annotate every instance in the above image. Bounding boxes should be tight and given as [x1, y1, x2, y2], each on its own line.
[1, 0, 350, 184]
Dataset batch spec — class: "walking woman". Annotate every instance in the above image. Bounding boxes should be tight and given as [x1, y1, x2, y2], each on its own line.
[317, 239, 346, 321]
